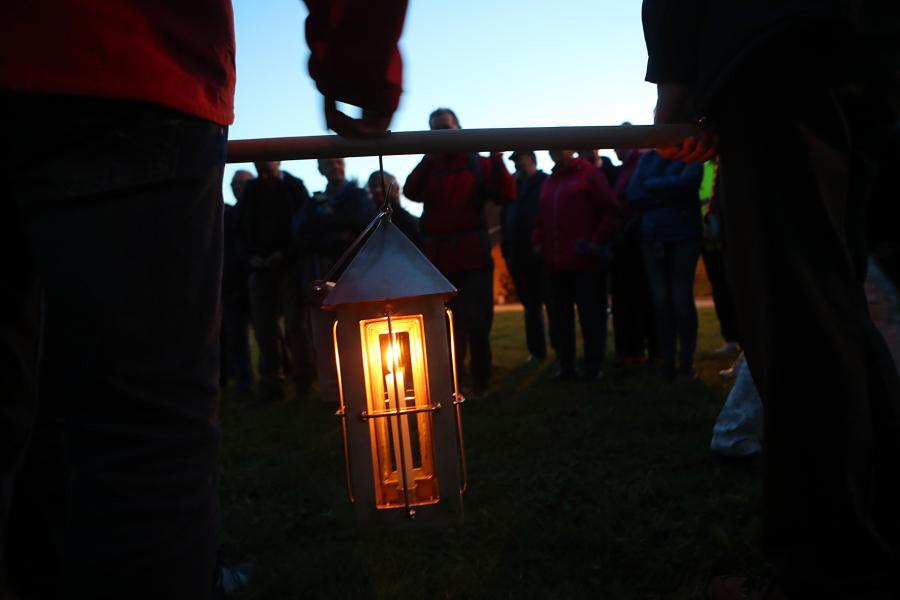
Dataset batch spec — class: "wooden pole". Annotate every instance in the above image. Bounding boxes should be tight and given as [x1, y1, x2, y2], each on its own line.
[226, 124, 697, 163]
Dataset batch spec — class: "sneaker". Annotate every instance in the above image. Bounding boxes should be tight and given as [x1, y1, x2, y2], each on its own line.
[711, 341, 741, 356]
[707, 575, 789, 600]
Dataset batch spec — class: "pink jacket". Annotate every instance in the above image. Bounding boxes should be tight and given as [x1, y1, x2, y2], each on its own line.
[533, 158, 621, 271]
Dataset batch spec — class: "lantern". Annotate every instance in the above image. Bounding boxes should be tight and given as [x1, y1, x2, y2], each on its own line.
[322, 213, 467, 523]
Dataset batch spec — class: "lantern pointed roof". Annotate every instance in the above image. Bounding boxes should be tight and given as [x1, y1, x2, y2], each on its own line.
[323, 215, 457, 307]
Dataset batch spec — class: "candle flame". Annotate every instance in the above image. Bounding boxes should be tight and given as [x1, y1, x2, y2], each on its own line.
[385, 339, 402, 374]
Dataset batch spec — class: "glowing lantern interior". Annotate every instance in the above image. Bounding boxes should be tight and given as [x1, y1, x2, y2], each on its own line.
[359, 314, 439, 509]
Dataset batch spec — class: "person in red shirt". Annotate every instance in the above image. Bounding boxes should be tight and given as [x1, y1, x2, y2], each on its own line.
[533, 150, 621, 382]
[0, 2, 407, 599]
[404, 108, 516, 398]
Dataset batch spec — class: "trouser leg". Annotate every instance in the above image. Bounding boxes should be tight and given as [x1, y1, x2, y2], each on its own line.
[548, 272, 576, 373]
[668, 240, 700, 372]
[280, 268, 314, 396]
[611, 236, 645, 359]
[509, 260, 547, 359]
[643, 242, 676, 374]
[575, 269, 608, 375]
[6, 95, 223, 599]
[716, 57, 900, 597]
[249, 270, 284, 400]
[702, 246, 740, 344]
[0, 184, 42, 596]
[451, 269, 494, 391]
[223, 294, 253, 392]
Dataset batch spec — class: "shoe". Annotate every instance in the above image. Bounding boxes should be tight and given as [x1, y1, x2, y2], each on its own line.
[711, 341, 740, 356]
[707, 575, 789, 600]
[549, 370, 575, 383]
[525, 354, 546, 364]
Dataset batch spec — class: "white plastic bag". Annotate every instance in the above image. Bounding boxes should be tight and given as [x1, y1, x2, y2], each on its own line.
[711, 359, 763, 457]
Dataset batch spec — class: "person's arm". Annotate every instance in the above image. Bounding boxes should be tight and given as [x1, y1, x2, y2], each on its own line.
[403, 156, 433, 203]
[625, 152, 666, 209]
[484, 153, 516, 205]
[642, 0, 716, 162]
[305, 0, 408, 138]
[643, 161, 705, 200]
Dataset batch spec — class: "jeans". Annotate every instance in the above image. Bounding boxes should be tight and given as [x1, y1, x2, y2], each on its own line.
[642, 239, 700, 374]
[1, 94, 223, 599]
[547, 270, 608, 375]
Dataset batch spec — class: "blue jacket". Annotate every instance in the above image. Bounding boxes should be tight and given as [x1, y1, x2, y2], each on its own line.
[626, 151, 703, 243]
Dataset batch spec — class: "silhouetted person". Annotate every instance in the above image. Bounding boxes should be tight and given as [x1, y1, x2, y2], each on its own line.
[405, 108, 516, 398]
[699, 159, 740, 355]
[222, 169, 255, 394]
[502, 150, 550, 362]
[0, 3, 408, 596]
[237, 161, 312, 402]
[644, 1, 900, 597]
[534, 150, 620, 381]
[627, 150, 703, 380]
[295, 158, 377, 282]
[609, 141, 658, 366]
[367, 170, 421, 246]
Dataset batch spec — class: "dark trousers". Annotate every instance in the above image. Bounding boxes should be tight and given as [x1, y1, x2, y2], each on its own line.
[547, 270, 608, 375]
[222, 293, 254, 392]
[1, 95, 223, 599]
[714, 44, 900, 597]
[642, 239, 701, 374]
[507, 255, 548, 359]
[611, 227, 658, 360]
[447, 268, 494, 391]
[248, 267, 314, 400]
[701, 246, 740, 344]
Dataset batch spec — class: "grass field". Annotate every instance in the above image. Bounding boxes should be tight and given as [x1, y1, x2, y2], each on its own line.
[219, 307, 763, 599]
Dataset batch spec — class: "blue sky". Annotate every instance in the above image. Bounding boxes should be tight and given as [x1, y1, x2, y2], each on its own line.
[225, 1, 656, 212]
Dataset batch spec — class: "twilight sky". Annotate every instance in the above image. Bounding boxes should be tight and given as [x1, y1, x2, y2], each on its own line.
[225, 1, 656, 213]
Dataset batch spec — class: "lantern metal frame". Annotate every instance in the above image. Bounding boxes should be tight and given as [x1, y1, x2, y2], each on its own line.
[326, 210, 468, 520]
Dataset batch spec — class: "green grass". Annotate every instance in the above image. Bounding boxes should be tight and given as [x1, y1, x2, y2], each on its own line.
[220, 308, 762, 599]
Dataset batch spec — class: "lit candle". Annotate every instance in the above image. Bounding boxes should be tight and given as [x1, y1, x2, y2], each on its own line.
[385, 344, 415, 491]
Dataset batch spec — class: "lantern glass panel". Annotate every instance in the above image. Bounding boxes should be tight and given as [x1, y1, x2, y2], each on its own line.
[359, 314, 439, 509]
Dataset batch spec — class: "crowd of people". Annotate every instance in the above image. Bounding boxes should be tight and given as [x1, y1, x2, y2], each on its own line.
[4, 1, 898, 599]
[220, 112, 735, 405]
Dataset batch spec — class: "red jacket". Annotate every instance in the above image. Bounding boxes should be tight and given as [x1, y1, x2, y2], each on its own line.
[1, 1, 406, 126]
[533, 158, 621, 272]
[405, 153, 515, 273]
